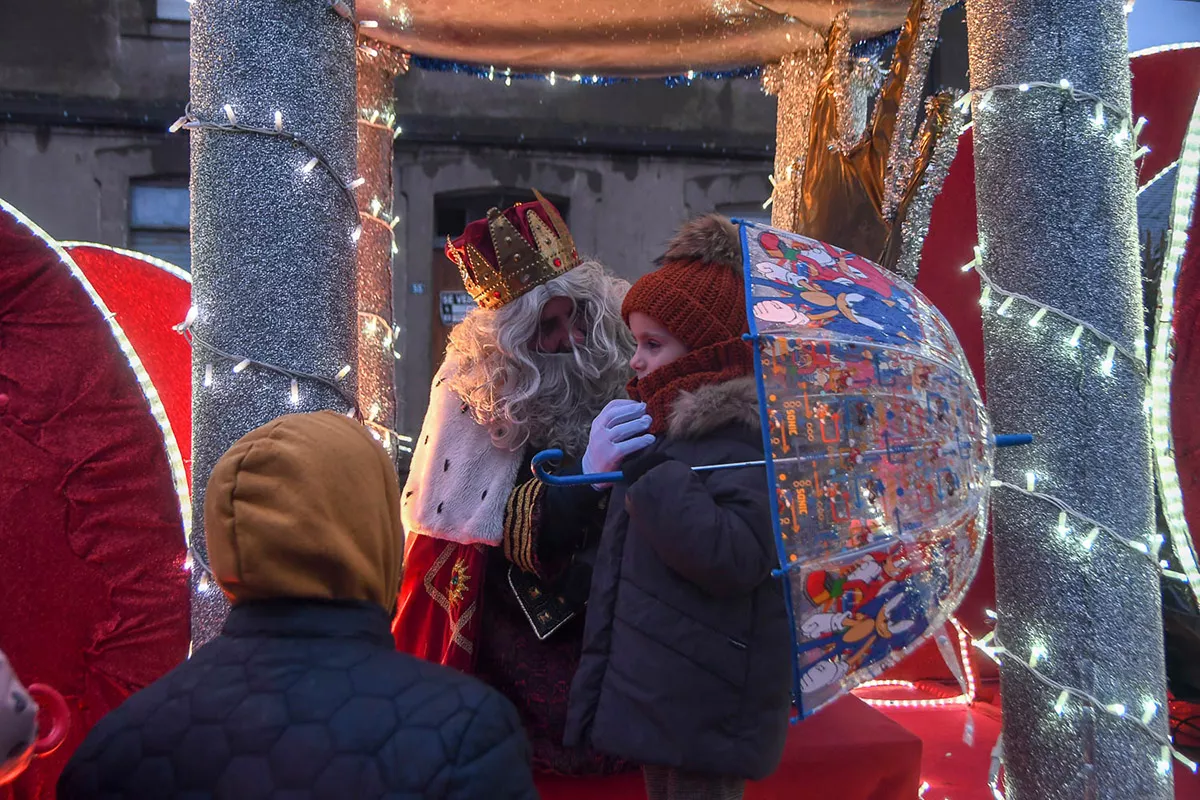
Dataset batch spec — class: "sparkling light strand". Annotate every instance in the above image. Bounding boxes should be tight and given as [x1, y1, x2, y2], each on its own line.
[973, 631, 1196, 775]
[963, 256, 1147, 374]
[170, 109, 362, 242]
[989, 480, 1167, 572]
[957, 79, 1133, 133]
[1149, 91, 1200, 604]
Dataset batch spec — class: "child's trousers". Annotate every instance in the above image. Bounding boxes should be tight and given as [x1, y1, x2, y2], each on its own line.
[642, 766, 745, 800]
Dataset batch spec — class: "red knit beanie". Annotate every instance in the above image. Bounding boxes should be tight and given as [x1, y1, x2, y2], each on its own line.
[623, 215, 754, 435]
[622, 214, 748, 350]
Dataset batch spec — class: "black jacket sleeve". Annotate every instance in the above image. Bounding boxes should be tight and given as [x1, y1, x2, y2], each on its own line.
[502, 453, 608, 577]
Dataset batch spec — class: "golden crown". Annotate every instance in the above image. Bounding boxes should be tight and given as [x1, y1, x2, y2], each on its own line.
[445, 190, 580, 310]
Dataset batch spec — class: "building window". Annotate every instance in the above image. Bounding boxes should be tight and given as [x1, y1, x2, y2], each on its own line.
[156, 0, 190, 21]
[130, 182, 191, 272]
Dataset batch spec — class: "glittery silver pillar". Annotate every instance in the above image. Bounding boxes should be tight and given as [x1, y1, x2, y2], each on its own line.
[190, 0, 358, 646]
[966, 2, 1171, 797]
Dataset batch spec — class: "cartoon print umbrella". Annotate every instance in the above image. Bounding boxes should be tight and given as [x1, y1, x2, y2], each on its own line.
[533, 220, 1018, 716]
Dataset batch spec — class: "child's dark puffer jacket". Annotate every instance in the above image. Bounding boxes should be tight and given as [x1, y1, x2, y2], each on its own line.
[564, 376, 792, 780]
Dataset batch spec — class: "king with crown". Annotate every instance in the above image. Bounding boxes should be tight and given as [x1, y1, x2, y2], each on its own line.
[394, 192, 648, 776]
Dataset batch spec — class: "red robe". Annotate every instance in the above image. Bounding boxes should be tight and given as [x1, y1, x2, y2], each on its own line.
[394, 356, 626, 775]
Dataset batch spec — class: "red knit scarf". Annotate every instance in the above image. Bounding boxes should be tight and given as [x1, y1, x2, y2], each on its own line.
[626, 337, 755, 435]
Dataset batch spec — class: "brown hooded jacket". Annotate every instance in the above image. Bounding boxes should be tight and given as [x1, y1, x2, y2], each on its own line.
[205, 410, 404, 612]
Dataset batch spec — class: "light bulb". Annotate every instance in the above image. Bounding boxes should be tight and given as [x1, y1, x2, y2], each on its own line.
[223, 104, 236, 124]
[1019, 83, 1031, 92]
[1106, 702, 1126, 717]
[1057, 511, 1069, 534]
[1142, 699, 1158, 724]
[351, 225, 363, 242]
[1092, 102, 1106, 128]
[1025, 471, 1037, 491]
[997, 296, 1015, 316]
[203, 363, 214, 388]
[348, 177, 366, 189]
[980, 285, 992, 307]
[198, 573, 211, 592]
[274, 110, 283, 132]
[1028, 307, 1048, 327]
[1028, 644, 1047, 667]
[232, 359, 251, 374]
[184, 552, 194, 571]
[289, 378, 300, 407]
[1100, 344, 1116, 376]
[301, 157, 319, 173]
[1058, 78, 1071, 90]
[1054, 690, 1070, 715]
[336, 365, 352, 380]
[1082, 528, 1100, 549]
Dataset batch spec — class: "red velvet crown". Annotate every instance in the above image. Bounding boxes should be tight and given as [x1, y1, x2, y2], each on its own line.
[445, 190, 580, 310]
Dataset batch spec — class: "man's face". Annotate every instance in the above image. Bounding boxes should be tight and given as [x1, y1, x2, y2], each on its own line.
[533, 295, 586, 354]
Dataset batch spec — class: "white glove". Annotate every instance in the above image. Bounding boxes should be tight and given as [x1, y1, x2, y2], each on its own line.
[581, 399, 655, 489]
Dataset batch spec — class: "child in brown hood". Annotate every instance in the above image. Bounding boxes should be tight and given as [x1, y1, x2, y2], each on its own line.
[59, 411, 538, 800]
[564, 216, 792, 800]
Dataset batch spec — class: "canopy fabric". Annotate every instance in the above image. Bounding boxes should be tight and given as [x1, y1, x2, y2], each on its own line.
[358, 1, 911, 76]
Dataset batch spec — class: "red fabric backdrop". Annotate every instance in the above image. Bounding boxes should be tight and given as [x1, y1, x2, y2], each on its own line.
[0, 206, 191, 799]
[63, 245, 193, 487]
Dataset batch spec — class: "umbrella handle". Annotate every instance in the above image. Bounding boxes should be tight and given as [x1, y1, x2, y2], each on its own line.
[531, 449, 625, 487]
[531, 433, 1033, 487]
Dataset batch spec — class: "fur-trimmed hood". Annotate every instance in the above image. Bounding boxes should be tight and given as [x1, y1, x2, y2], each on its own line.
[666, 376, 760, 440]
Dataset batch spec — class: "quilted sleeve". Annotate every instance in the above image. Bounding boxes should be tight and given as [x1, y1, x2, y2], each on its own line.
[444, 691, 538, 800]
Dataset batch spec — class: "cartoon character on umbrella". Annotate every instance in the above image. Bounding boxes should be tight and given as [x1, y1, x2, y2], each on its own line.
[752, 230, 922, 345]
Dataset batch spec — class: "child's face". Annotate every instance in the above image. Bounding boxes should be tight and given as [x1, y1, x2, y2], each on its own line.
[628, 312, 689, 380]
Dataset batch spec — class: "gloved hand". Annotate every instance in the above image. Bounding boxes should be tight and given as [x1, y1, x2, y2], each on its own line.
[581, 399, 655, 489]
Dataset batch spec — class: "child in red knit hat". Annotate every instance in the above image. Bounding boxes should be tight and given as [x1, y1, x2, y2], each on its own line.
[564, 215, 793, 800]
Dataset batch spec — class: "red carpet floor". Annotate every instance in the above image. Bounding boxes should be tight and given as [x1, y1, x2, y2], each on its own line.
[536, 685, 1200, 799]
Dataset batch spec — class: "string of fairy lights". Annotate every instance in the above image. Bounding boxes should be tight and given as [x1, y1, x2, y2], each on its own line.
[955, 75, 1196, 794]
[169, 0, 413, 464]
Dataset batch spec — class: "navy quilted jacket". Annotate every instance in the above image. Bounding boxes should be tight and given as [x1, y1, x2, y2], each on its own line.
[57, 600, 538, 800]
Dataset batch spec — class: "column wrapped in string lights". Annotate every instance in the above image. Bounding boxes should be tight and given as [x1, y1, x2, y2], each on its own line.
[965, 1, 1171, 797]
[189, 0, 358, 646]
[355, 37, 409, 456]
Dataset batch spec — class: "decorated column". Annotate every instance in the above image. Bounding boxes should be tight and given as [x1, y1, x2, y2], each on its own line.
[965, 1, 1173, 797]
[188, 0, 359, 645]
[355, 39, 409, 456]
